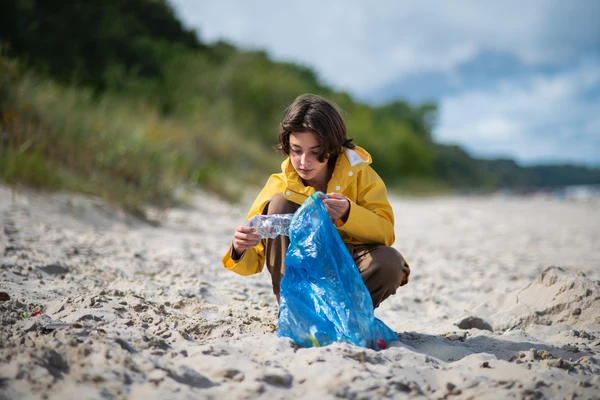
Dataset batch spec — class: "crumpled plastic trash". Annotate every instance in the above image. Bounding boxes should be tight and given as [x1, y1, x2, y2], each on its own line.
[277, 192, 398, 350]
[246, 213, 293, 239]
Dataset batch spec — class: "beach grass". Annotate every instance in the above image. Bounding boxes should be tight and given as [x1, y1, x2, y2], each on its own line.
[0, 56, 280, 214]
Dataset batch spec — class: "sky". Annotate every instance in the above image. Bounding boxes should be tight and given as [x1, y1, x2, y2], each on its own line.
[170, 0, 600, 167]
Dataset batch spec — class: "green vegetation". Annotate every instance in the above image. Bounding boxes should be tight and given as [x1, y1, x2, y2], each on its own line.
[1, 0, 598, 214]
[0, 54, 279, 213]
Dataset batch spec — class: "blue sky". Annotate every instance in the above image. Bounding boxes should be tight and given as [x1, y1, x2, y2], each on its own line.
[170, 0, 600, 166]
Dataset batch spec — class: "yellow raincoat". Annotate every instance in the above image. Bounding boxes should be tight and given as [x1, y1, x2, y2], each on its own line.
[222, 146, 395, 276]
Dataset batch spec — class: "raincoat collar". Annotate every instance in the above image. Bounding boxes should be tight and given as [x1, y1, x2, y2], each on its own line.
[280, 146, 372, 194]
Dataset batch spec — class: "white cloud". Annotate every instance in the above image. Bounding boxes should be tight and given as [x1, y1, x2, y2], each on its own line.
[170, 0, 600, 95]
[169, 0, 600, 165]
[436, 60, 600, 165]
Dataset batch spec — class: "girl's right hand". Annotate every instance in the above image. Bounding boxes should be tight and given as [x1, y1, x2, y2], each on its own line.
[232, 225, 262, 257]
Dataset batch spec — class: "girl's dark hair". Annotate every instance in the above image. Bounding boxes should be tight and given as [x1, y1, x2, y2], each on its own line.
[276, 94, 355, 162]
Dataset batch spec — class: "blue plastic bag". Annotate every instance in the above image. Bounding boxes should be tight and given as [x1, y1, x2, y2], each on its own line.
[278, 192, 398, 350]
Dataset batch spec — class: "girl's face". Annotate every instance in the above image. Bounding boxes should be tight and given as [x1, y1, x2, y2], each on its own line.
[289, 131, 329, 185]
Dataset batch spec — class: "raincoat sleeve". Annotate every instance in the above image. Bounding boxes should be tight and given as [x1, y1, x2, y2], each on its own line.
[222, 242, 266, 276]
[337, 167, 395, 246]
[221, 174, 285, 276]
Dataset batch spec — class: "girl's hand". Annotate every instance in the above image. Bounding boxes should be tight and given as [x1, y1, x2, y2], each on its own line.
[322, 193, 350, 221]
[232, 225, 262, 257]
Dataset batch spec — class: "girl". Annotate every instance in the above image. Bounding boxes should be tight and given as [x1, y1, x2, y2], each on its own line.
[222, 94, 410, 308]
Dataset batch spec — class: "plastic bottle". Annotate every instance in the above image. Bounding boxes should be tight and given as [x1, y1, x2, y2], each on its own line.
[246, 214, 293, 239]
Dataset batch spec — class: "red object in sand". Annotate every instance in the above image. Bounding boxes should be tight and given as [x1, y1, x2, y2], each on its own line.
[377, 338, 387, 349]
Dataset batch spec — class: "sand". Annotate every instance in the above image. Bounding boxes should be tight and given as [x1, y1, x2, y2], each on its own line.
[0, 185, 599, 399]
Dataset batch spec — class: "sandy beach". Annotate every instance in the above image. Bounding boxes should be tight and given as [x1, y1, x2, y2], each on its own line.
[1, 184, 599, 400]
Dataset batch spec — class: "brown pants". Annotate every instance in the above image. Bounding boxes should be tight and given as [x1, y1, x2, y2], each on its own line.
[263, 193, 410, 308]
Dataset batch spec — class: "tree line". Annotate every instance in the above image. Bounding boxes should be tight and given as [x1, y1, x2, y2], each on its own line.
[1, 0, 598, 212]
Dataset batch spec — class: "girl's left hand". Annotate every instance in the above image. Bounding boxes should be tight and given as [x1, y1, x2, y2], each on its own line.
[322, 193, 350, 220]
